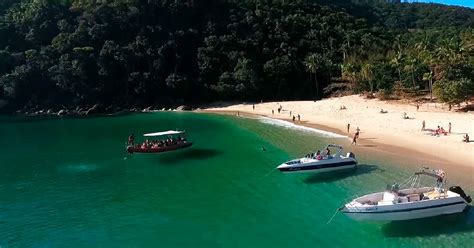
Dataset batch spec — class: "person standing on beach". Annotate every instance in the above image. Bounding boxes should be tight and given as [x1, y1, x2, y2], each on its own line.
[448, 122, 452, 133]
[347, 123, 350, 133]
[422, 120, 425, 131]
[352, 133, 358, 145]
[252, 104, 255, 110]
[292, 115, 296, 122]
[297, 114, 300, 121]
[416, 104, 419, 111]
[272, 109, 274, 115]
[290, 111, 292, 117]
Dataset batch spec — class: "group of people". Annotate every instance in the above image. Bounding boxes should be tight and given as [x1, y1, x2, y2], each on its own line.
[433, 126, 448, 136]
[305, 147, 332, 160]
[422, 121, 470, 143]
[269, 104, 301, 123]
[127, 134, 186, 150]
[422, 121, 452, 136]
[292, 114, 301, 122]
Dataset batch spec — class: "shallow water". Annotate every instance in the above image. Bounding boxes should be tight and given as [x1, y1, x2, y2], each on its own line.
[0, 113, 472, 247]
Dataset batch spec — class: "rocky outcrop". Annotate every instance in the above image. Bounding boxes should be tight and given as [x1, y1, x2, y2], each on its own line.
[85, 104, 106, 115]
[176, 105, 192, 111]
[57, 109, 68, 116]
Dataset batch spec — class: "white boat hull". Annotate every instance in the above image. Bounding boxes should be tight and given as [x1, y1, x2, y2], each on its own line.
[343, 194, 468, 221]
[279, 162, 357, 173]
[277, 157, 357, 173]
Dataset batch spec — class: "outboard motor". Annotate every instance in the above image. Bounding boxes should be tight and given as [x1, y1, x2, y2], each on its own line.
[449, 186, 472, 203]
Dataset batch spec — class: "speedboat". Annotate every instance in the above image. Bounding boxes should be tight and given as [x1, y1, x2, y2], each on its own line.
[277, 144, 357, 173]
[341, 167, 471, 221]
[126, 130, 192, 154]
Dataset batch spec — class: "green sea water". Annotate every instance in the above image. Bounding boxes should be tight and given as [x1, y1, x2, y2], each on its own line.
[0, 112, 473, 248]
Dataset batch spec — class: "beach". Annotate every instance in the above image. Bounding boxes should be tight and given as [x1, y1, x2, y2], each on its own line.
[201, 95, 474, 170]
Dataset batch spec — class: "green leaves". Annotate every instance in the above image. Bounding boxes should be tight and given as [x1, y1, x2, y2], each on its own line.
[434, 78, 474, 104]
[0, 0, 472, 111]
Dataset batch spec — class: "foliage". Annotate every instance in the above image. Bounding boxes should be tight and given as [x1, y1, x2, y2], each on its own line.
[0, 0, 472, 111]
[434, 78, 474, 105]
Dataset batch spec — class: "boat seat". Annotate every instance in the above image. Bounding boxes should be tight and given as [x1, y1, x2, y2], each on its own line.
[424, 191, 444, 200]
[407, 194, 420, 202]
[398, 196, 408, 203]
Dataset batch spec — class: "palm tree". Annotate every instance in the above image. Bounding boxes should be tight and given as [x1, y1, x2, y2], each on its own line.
[403, 55, 417, 89]
[341, 63, 358, 90]
[361, 63, 374, 92]
[416, 41, 436, 101]
[390, 50, 403, 84]
[305, 53, 322, 98]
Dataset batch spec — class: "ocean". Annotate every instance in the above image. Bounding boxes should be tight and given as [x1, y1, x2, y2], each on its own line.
[0, 112, 472, 247]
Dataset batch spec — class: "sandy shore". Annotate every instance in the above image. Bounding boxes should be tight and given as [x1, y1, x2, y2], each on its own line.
[200, 95, 474, 171]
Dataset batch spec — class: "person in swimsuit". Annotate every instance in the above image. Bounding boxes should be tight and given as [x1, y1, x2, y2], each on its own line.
[128, 134, 135, 145]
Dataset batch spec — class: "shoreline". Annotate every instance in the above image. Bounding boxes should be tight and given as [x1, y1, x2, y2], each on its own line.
[198, 96, 474, 174]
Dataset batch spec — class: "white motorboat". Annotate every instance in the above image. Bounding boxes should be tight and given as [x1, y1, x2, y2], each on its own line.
[341, 167, 471, 221]
[277, 144, 357, 173]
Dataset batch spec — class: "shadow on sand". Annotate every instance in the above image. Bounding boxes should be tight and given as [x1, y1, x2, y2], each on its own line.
[304, 164, 380, 184]
[156, 148, 223, 164]
[360, 144, 377, 147]
[382, 207, 474, 237]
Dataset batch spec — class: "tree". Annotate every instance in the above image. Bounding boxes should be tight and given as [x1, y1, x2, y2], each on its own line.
[305, 53, 323, 98]
[361, 62, 374, 92]
[434, 78, 474, 106]
[390, 50, 403, 85]
[417, 41, 437, 101]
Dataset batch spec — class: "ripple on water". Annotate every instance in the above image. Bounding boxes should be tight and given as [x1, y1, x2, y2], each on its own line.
[60, 163, 99, 173]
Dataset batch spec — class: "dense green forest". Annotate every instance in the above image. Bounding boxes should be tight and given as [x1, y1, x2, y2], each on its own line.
[0, 0, 472, 113]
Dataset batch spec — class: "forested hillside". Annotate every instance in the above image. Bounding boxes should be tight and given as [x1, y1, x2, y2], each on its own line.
[0, 0, 472, 113]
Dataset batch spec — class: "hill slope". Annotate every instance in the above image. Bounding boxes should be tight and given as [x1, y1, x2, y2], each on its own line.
[0, 0, 472, 113]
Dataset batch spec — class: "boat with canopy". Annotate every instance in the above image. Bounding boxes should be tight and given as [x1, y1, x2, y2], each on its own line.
[126, 130, 192, 154]
[341, 167, 471, 221]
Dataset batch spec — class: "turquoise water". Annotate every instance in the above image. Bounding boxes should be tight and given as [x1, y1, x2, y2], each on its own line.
[0, 113, 473, 247]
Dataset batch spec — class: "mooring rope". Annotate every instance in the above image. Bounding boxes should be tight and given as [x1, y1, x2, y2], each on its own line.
[326, 207, 342, 225]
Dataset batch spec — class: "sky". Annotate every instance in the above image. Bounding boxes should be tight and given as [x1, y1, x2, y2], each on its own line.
[407, 0, 474, 8]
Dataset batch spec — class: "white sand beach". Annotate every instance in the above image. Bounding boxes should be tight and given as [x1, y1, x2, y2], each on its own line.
[202, 95, 474, 170]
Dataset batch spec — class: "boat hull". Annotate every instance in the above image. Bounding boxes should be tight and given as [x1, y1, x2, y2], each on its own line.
[127, 141, 193, 154]
[278, 159, 357, 173]
[343, 197, 467, 221]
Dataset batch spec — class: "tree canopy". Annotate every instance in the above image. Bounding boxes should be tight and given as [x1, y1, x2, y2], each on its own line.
[0, 0, 472, 112]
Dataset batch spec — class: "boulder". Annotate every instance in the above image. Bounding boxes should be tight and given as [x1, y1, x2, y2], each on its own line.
[85, 104, 106, 115]
[176, 105, 192, 111]
[57, 109, 67, 116]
